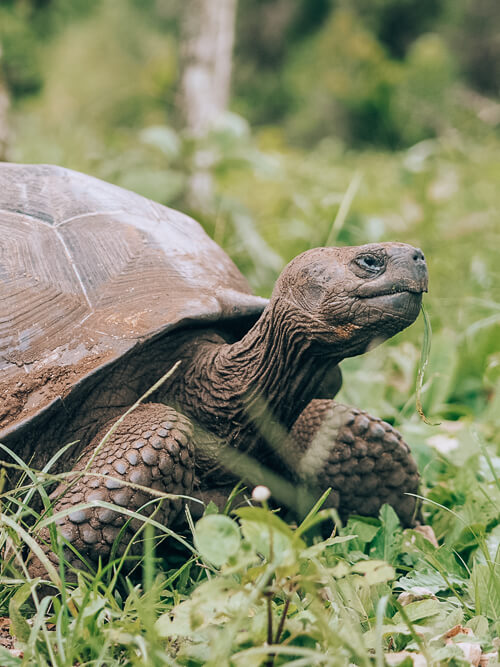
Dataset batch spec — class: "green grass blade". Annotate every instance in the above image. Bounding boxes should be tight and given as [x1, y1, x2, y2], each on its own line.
[416, 304, 441, 425]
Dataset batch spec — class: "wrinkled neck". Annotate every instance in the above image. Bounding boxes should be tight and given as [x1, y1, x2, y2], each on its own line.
[182, 300, 340, 442]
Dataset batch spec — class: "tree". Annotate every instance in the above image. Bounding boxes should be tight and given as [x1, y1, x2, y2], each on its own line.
[179, 0, 237, 211]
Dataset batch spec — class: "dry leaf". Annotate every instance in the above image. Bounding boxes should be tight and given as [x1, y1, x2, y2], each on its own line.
[443, 624, 474, 640]
[413, 524, 439, 548]
[398, 587, 437, 606]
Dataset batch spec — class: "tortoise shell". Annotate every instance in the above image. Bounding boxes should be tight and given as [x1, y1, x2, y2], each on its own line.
[0, 163, 267, 444]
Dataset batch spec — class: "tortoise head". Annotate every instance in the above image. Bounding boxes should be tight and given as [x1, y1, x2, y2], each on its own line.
[272, 242, 428, 357]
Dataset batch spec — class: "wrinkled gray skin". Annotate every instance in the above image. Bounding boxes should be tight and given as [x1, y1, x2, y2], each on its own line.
[29, 242, 428, 581]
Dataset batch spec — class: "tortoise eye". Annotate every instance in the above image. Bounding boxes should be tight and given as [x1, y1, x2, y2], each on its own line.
[354, 254, 385, 274]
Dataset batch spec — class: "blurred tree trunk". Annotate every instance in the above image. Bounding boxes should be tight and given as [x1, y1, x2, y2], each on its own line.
[0, 45, 10, 161]
[180, 0, 237, 211]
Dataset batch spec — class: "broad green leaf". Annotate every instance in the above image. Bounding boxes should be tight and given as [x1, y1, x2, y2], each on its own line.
[194, 514, 241, 567]
[331, 561, 351, 579]
[397, 567, 465, 594]
[234, 506, 297, 542]
[235, 505, 304, 563]
[466, 615, 489, 636]
[8, 582, 32, 643]
[351, 559, 396, 586]
[241, 563, 270, 585]
[343, 516, 381, 551]
[370, 504, 403, 564]
[155, 599, 197, 637]
[392, 598, 442, 624]
[240, 519, 294, 564]
[452, 522, 487, 552]
[155, 580, 245, 637]
[363, 623, 415, 648]
[427, 644, 477, 662]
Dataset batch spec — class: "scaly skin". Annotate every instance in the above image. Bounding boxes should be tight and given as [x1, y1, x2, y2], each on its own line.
[29, 404, 194, 579]
[290, 400, 420, 526]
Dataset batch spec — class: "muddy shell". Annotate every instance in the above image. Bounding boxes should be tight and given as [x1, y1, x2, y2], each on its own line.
[0, 163, 267, 449]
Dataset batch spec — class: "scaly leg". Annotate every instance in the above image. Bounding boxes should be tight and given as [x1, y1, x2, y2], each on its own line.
[291, 400, 419, 526]
[29, 403, 195, 579]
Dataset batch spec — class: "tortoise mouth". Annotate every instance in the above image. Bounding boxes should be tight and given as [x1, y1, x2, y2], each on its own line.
[355, 268, 429, 299]
[358, 282, 427, 298]
[363, 290, 423, 322]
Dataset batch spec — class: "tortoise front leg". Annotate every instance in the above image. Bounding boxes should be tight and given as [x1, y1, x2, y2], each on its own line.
[290, 400, 420, 526]
[29, 403, 195, 580]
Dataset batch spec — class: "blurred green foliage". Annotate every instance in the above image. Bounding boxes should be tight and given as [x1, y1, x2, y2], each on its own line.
[2, 0, 499, 146]
[0, 4, 42, 97]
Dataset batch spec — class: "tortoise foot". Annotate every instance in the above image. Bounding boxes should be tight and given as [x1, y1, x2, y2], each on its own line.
[29, 403, 195, 581]
[291, 400, 420, 526]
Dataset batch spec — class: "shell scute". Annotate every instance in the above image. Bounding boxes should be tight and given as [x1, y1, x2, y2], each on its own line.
[0, 163, 267, 438]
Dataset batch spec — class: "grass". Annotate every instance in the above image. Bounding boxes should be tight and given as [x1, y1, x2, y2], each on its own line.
[0, 448, 499, 665]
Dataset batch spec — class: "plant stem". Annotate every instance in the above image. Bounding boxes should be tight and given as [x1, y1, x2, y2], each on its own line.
[266, 592, 273, 645]
[274, 595, 291, 644]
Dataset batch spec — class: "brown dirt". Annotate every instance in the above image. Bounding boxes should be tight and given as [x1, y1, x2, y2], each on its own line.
[0, 349, 115, 435]
[0, 617, 22, 659]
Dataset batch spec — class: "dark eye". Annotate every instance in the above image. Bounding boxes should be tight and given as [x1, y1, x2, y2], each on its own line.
[354, 254, 384, 274]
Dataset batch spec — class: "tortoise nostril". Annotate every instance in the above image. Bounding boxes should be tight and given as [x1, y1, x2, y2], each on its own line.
[412, 249, 425, 263]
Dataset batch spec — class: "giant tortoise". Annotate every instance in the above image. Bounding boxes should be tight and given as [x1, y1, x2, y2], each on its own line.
[0, 163, 428, 578]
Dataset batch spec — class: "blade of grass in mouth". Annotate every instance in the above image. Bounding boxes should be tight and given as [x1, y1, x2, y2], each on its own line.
[416, 304, 440, 426]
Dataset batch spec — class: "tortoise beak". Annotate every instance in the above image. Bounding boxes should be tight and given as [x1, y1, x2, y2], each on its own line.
[401, 246, 428, 294]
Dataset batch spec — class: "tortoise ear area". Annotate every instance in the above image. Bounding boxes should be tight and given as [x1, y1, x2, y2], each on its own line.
[292, 281, 325, 310]
[283, 262, 338, 311]
[274, 248, 348, 311]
